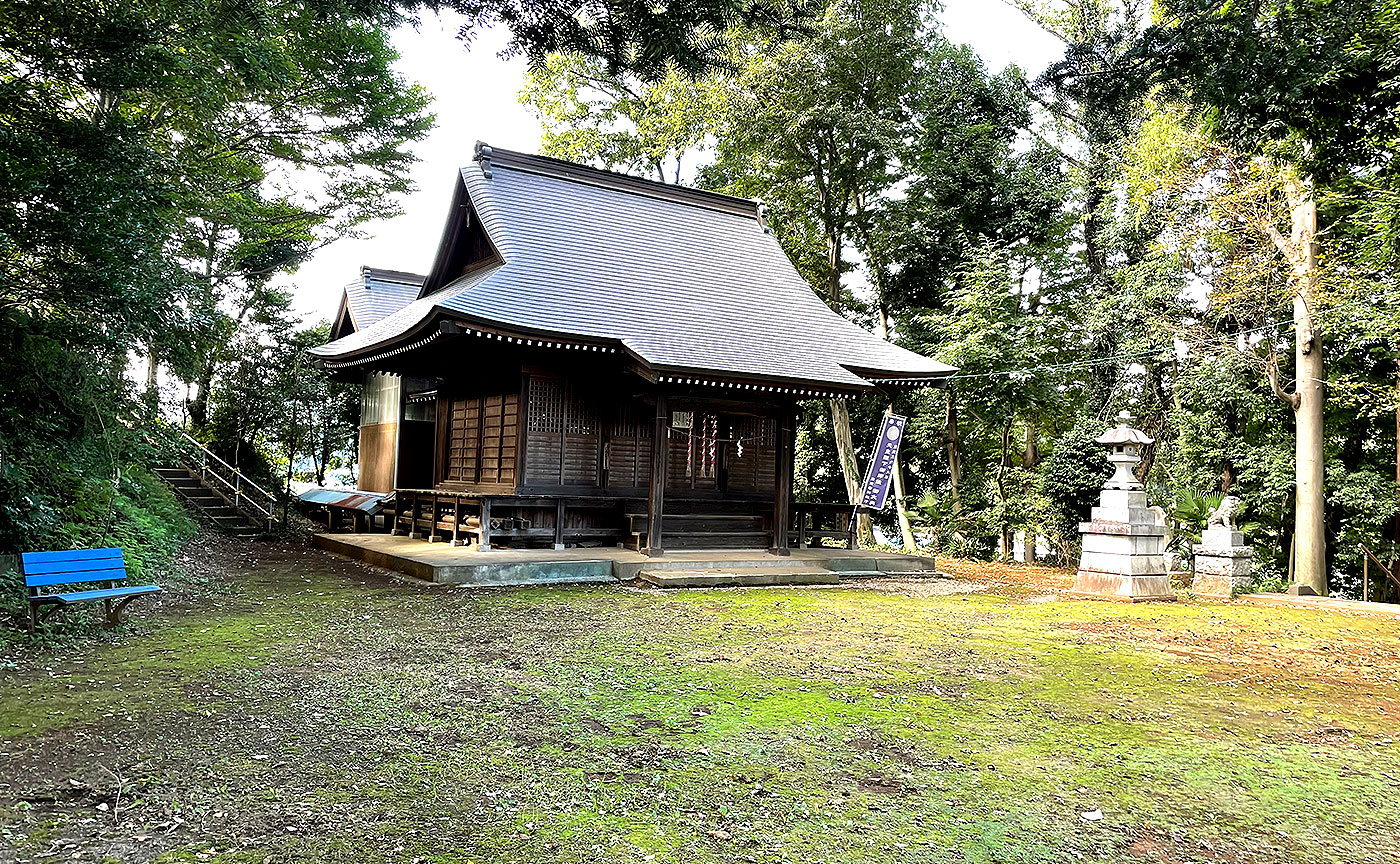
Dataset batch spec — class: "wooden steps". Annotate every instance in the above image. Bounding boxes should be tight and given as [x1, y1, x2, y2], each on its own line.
[625, 509, 772, 551]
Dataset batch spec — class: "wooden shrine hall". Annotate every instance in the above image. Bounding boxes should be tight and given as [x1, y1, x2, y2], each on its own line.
[311, 144, 954, 557]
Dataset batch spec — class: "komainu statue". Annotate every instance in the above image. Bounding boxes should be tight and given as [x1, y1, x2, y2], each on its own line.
[1206, 495, 1242, 532]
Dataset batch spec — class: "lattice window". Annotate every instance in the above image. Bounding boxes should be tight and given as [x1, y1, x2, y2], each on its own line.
[527, 377, 564, 433]
[610, 400, 652, 438]
[758, 418, 777, 447]
[565, 389, 599, 435]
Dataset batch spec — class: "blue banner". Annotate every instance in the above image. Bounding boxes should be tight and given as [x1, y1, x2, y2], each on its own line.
[857, 413, 907, 510]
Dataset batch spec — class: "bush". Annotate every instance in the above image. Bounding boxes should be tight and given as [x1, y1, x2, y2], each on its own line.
[0, 452, 195, 637]
[1041, 420, 1111, 543]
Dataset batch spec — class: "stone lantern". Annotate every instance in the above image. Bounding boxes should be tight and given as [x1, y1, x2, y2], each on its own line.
[1070, 411, 1176, 602]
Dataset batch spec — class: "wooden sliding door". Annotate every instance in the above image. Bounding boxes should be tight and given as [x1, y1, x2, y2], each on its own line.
[441, 392, 518, 487]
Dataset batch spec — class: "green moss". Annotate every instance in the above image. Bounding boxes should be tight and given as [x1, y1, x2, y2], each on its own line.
[6, 568, 1400, 862]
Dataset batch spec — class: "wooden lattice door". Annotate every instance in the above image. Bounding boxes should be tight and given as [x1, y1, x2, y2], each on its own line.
[443, 393, 518, 487]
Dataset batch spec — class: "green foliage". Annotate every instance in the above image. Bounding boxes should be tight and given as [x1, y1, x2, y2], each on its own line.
[1171, 489, 1223, 547]
[1146, 0, 1400, 182]
[0, 0, 441, 598]
[1040, 421, 1110, 552]
[520, 53, 729, 182]
[443, 0, 809, 78]
[0, 463, 194, 633]
[1328, 464, 1400, 557]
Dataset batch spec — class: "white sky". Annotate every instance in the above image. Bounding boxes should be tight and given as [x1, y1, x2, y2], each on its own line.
[278, 2, 1065, 321]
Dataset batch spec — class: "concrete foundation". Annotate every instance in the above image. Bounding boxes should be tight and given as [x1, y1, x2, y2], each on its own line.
[313, 532, 938, 587]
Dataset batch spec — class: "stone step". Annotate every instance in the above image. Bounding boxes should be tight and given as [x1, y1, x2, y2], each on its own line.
[638, 566, 840, 588]
[155, 463, 267, 538]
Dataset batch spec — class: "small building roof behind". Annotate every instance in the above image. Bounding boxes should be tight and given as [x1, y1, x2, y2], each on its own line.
[332, 267, 425, 339]
[312, 147, 954, 391]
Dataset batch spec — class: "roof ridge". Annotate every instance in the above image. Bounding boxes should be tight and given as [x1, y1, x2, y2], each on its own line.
[361, 266, 426, 285]
[472, 143, 762, 221]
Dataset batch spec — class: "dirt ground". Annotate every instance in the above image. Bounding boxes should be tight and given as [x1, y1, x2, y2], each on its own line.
[1, 536, 1398, 863]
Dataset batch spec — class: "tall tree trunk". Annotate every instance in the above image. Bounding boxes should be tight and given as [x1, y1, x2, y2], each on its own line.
[820, 227, 871, 544]
[316, 423, 330, 487]
[996, 419, 1013, 560]
[1023, 424, 1039, 562]
[830, 397, 872, 545]
[1392, 370, 1399, 577]
[946, 391, 962, 521]
[187, 371, 213, 429]
[871, 299, 916, 553]
[283, 403, 297, 527]
[1288, 180, 1327, 596]
[143, 352, 159, 411]
[887, 406, 917, 553]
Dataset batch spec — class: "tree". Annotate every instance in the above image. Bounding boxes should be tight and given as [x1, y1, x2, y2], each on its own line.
[918, 245, 1072, 558]
[436, 0, 808, 77]
[1132, 0, 1400, 593]
[0, 0, 430, 550]
[702, 0, 949, 545]
[520, 53, 729, 182]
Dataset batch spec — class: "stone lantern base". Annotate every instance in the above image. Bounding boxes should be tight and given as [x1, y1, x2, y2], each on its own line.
[1071, 489, 1177, 602]
[1191, 528, 1253, 599]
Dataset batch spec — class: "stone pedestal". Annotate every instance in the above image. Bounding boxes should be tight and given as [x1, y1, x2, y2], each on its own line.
[1191, 528, 1253, 599]
[1072, 487, 1176, 601]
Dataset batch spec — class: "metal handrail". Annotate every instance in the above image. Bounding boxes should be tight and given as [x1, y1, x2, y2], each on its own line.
[175, 430, 276, 502]
[198, 466, 273, 520]
[1360, 544, 1400, 603]
[152, 422, 279, 529]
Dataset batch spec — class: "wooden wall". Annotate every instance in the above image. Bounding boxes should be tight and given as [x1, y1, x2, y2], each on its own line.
[523, 375, 612, 488]
[408, 356, 784, 501]
[665, 412, 775, 494]
[359, 422, 397, 493]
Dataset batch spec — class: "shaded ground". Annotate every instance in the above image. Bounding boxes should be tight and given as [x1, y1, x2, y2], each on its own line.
[1, 539, 1398, 863]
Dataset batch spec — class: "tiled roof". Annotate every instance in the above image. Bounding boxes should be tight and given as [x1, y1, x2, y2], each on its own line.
[312, 148, 954, 390]
[340, 267, 424, 332]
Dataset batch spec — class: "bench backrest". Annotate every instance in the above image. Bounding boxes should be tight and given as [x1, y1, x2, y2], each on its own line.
[20, 548, 127, 589]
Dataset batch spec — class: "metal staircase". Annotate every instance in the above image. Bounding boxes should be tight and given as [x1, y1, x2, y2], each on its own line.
[153, 428, 277, 539]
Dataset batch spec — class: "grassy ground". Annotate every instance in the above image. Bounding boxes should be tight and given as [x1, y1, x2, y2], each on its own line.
[1, 537, 1398, 863]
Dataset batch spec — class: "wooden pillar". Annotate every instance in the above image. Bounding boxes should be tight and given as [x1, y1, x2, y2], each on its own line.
[480, 497, 492, 551]
[554, 499, 567, 550]
[771, 408, 793, 556]
[407, 491, 423, 539]
[646, 394, 669, 556]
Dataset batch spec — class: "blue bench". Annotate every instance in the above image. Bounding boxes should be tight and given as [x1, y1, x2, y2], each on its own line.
[21, 548, 162, 634]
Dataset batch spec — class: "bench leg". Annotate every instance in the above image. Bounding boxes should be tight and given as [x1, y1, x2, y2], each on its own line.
[113, 595, 143, 625]
[103, 598, 116, 628]
[31, 603, 63, 634]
